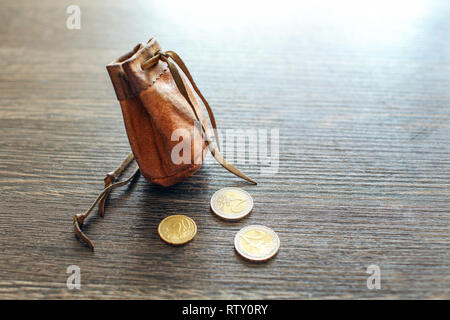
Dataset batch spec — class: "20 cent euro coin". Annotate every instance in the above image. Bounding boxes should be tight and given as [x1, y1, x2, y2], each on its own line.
[158, 215, 197, 245]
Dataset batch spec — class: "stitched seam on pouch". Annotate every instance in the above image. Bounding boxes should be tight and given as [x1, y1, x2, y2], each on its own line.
[147, 64, 169, 89]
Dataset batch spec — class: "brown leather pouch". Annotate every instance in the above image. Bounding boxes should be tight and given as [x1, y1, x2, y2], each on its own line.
[74, 37, 255, 250]
[107, 39, 206, 186]
[106, 38, 254, 186]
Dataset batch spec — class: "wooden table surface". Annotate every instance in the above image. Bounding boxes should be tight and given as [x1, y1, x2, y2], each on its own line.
[0, 0, 449, 299]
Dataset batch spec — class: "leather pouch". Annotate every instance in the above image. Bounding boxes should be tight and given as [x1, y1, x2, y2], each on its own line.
[107, 39, 206, 186]
[106, 38, 254, 186]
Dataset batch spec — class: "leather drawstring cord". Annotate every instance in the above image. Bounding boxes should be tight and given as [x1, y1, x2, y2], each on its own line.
[142, 50, 257, 185]
[73, 152, 139, 250]
[98, 152, 135, 217]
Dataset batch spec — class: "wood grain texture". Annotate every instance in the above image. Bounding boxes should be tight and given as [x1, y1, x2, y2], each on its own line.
[0, 0, 449, 299]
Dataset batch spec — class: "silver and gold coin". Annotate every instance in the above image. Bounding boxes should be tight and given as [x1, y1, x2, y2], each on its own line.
[210, 187, 253, 220]
[234, 225, 280, 261]
[158, 215, 197, 245]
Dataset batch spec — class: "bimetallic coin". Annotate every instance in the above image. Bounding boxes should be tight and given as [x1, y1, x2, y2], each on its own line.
[210, 187, 254, 220]
[234, 225, 280, 261]
[158, 215, 197, 245]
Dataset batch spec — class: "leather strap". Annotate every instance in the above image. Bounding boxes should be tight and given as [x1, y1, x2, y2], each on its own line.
[142, 50, 257, 185]
[74, 158, 139, 250]
[98, 152, 135, 217]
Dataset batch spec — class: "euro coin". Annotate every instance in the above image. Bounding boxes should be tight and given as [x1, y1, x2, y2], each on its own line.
[210, 187, 253, 220]
[158, 215, 197, 245]
[234, 225, 280, 261]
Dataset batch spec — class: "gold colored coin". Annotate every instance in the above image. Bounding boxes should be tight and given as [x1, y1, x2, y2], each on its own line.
[234, 225, 280, 261]
[210, 187, 253, 220]
[158, 215, 197, 245]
